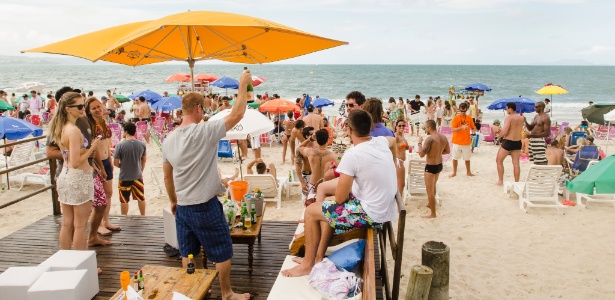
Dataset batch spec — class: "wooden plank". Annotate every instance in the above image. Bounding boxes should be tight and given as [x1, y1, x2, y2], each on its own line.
[0, 215, 384, 300]
[363, 228, 376, 300]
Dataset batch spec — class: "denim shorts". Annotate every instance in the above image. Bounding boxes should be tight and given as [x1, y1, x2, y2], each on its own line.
[176, 197, 233, 262]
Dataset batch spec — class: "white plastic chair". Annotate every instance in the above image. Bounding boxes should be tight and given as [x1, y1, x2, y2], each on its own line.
[243, 174, 287, 209]
[404, 158, 441, 205]
[1, 142, 51, 190]
[504, 165, 564, 213]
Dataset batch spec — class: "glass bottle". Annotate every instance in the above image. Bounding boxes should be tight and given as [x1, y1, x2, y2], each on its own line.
[250, 202, 257, 223]
[187, 254, 195, 274]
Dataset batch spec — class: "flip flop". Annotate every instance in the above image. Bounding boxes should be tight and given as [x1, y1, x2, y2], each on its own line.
[98, 229, 112, 236]
[105, 225, 122, 231]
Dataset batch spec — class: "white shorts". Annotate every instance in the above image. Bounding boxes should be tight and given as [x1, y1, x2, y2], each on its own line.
[250, 135, 261, 149]
[452, 144, 472, 161]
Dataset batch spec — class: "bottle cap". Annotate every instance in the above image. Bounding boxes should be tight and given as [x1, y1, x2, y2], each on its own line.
[188, 254, 193, 259]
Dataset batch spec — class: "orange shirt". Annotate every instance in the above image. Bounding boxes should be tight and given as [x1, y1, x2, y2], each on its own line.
[451, 114, 475, 145]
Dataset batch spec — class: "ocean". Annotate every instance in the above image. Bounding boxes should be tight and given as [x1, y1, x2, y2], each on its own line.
[2, 64, 614, 124]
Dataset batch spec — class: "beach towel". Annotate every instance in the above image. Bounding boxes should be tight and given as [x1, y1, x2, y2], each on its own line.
[308, 258, 362, 299]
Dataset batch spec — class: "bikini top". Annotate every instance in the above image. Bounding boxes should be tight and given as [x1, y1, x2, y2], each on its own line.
[398, 142, 409, 150]
[61, 133, 88, 162]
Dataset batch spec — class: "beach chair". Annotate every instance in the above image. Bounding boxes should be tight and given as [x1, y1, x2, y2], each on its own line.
[243, 174, 287, 209]
[575, 160, 615, 208]
[568, 131, 585, 147]
[438, 126, 452, 136]
[1, 142, 50, 191]
[404, 158, 441, 205]
[166, 123, 174, 133]
[545, 126, 559, 144]
[26, 115, 41, 127]
[260, 131, 273, 148]
[151, 117, 166, 142]
[217, 140, 235, 162]
[559, 122, 569, 134]
[135, 121, 148, 142]
[108, 123, 122, 148]
[565, 145, 599, 176]
[592, 125, 610, 140]
[504, 165, 564, 213]
[480, 124, 494, 143]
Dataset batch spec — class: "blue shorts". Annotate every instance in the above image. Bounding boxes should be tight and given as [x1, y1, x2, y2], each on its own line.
[176, 197, 233, 263]
[102, 158, 113, 181]
[322, 194, 382, 235]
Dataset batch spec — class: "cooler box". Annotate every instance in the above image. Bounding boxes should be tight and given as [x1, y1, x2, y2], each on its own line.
[163, 207, 179, 249]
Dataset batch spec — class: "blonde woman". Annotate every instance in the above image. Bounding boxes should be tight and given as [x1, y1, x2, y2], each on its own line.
[48, 92, 101, 250]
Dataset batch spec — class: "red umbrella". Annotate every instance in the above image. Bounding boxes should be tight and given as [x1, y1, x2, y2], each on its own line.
[259, 98, 299, 114]
[252, 75, 267, 87]
[194, 74, 219, 82]
[165, 73, 191, 82]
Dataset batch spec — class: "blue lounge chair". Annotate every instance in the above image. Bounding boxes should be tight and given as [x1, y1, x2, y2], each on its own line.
[217, 140, 234, 159]
[567, 145, 600, 174]
[568, 132, 586, 147]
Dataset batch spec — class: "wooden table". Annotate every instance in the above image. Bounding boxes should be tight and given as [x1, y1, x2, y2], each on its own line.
[203, 206, 265, 275]
[109, 265, 217, 300]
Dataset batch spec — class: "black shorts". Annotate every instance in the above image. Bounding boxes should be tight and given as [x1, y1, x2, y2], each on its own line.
[130, 117, 140, 123]
[425, 163, 443, 174]
[501, 139, 522, 151]
[102, 158, 113, 181]
[108, 110, 116, 118]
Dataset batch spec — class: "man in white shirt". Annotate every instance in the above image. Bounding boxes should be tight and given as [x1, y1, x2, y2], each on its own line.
[28, 91, 42, 115]
[19, 94, 30, 119]
[282, 109, 398, 277]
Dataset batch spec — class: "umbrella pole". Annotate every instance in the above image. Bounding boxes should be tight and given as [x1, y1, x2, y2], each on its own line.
[189, 59, 195, 92]
[3, 137, 8, 190]
[237, 140, 243, 180]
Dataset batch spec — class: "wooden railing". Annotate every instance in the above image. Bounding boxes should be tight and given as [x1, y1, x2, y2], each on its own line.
[0, 135, 60, 215]
[378, 192, 407, 300]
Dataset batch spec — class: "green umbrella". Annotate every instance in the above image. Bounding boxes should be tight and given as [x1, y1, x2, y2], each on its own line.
[113, 94, 131, 103]
[566, 155, 615, 195]
[230, 100, 260, 109]
[581, 104, 615, 124]
[0, 101, 14, 111]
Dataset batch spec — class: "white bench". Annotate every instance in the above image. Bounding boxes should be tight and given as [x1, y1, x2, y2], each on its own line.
[0, 266, 49, 300]
[28, 270, 89, 300]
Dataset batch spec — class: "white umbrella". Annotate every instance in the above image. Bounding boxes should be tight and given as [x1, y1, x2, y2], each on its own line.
[209, 109, 274, 140]
[604, 110, 615, 154]
[210, 108, 274, 179]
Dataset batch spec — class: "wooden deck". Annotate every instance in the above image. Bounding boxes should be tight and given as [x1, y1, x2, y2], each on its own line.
[0, 215, 383, 299]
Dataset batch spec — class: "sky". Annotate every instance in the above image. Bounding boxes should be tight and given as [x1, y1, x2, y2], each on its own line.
[1, 0, 614, 65]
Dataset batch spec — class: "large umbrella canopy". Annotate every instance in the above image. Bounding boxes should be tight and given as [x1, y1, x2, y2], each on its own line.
[311, 97, 334, 108]
[566, 155, 615, 195]
[113, 94, 131, 103]
[128, 89, 163, 103]
[211, 77, 239, 89]
[581, 104, 615, 125]
[209, 108, 274, 140]
[465, 83, 492, 92]
[605, 110, 615, 123]
[0, 101, 15, 111]
[165, 73, 191, 83]
[0, 116, 43, 140]
[536, 83, 568, 116]
[487, 97, 536, 114]
[194, 74, 218, 82]
[259, 98, 300, 114]
[22, 11, 347, 90]
[151, 96, 182, 111]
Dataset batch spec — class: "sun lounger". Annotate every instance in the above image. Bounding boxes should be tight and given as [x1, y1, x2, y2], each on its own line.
[405, 158, 442, 205]
[1, 141, 50, 190]
[574, 160, 615, 208]
[504, 165, 564, 213]
[243, 174, 287, 209]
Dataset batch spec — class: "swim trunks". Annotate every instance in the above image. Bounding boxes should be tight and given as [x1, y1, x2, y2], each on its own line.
[529, 137, 548, 165]
[501, 139, 522, 151]
[102, 158, 113, 181]
[92, 174, 108, 207]
[119, 178, 145, 203]
[425, 163, 443, 174]
[301, 170, 312, 196]
[322, 194, 382, 235]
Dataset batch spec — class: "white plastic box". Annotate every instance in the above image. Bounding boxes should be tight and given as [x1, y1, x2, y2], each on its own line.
[27, 269, 88, 300]
[39, 250, 99, 299]
[163, 207, 179, 249]
[0, 265, 49, 300]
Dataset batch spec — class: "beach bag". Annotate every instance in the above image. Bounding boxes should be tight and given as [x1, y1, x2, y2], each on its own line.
[308, 258, 362, 299]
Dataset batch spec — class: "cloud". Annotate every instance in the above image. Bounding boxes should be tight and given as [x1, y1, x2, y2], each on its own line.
[582, 45, 615, 54]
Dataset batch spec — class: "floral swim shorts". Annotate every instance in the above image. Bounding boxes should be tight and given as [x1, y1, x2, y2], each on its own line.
[322, 194, 382, 235]
[92, 174, 108, 207]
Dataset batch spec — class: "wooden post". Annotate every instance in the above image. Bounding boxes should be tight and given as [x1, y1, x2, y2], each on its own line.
[49, 159, 61, 216]
[405, 265, 433, 300]
[422, 241, 449, 300]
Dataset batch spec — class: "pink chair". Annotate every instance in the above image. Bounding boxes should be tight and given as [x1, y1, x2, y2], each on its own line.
[559, 122, 569, 134]
[593, 125, 610, 140]
[108, 123, 122, 148]
[480, 124, 494, 143]
[404, 121, 410, 134]
[152, 117, 166, 140]
[260, 131, 273, 148]
[135, 121, 148, 142]
[439, 126, 452, 138]
[545, 126, 559, 144]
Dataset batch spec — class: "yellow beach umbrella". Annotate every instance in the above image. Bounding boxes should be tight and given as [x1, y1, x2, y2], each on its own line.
[22, 11, 348, 90]
[535, 84, 569, 116]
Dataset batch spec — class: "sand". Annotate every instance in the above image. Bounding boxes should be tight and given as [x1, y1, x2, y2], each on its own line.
[1, 131, 614, 299]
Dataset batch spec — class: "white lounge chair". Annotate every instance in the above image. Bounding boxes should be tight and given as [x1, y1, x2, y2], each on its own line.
[504, 165, 564, 213]
[575, 160, 615, 208]
[243, 174, 287, 209]
[1, 142, 50, 191]
[404, 158, 441, 205]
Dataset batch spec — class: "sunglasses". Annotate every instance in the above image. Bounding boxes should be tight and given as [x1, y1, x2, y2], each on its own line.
[68, 104, 85, 110]
[459, 109, 467, 112]
[398, 125, 406, 128]
[347, 103, 356, 108]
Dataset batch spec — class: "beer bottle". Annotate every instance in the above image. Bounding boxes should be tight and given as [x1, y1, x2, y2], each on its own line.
[251, 202, 257, 223]
[138, 269, 144, 292]
[245, 67, 254, 101]
[133, 272, 139, 291]
[187, 254, 195, 274]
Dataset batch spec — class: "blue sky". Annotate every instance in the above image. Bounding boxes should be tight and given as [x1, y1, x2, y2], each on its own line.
[1, 0, 613, 65]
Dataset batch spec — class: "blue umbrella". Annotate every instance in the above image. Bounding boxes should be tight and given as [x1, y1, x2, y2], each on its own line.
[128, 89, 163, 103]
[465, 83, 492, 92]
[304, 94, 311, 116]
[211, 77, 239, 89]
[487, 97, 536, 114]
[0, 116, 43, 140]
[151, 96, 182, 111]
[311, 97, 334, 108]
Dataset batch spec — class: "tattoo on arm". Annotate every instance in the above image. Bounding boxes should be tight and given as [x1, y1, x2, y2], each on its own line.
[422, 137, 433, 153]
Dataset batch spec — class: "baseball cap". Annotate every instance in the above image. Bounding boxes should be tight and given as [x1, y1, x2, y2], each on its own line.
[101, 95, 109, 100]
[493, 119, 500, 124]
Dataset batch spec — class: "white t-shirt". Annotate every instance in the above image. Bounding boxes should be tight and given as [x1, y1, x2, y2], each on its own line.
[336, 136, 398, 223]
[436, 106, 443, 118]
[29, 96, 42, 114]
[20, 98, 30, 112]
[545, 104, 552, 113]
